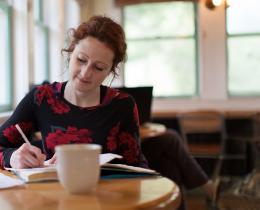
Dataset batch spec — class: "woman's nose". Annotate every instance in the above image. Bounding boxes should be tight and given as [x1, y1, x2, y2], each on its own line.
[80, 64, 92, 79]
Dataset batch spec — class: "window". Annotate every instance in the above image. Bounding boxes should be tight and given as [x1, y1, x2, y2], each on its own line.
[123, 2, 198, 97]
[33, 0, 49, 84]
[227, 0, 260, 96]
[0, 1, 12, 111]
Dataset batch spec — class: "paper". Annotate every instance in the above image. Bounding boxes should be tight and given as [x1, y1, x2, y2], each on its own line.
[0, 173, 24, 189]
[99, 153, 122, 165]
[102, 163, 158, 174]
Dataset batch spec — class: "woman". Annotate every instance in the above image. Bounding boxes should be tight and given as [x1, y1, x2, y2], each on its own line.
[0, 15, 146, 169]
[0, 15, 213, 210]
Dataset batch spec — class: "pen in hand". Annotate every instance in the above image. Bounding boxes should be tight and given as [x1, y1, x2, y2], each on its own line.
[15, 124, 30, 144]
[15, 124, 46, 167]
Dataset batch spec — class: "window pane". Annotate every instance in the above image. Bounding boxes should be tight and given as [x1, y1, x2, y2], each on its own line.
[0, 3, 12, 110]
[227, 0, 260, 34]
[125, 2, 195, 39]
[227, 0, 260, 96]
[33, 0, 43, 22]
[34, 25, 49, 84]
[125, 39, 196, 97]
[228, 36, 260, 95]
[124, 2, 197, 97]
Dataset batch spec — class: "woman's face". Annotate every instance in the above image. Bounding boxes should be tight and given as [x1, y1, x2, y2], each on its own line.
[69, 36, 114, 93]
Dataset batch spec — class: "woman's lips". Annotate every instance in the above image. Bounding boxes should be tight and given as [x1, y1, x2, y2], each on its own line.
[77, 76, 91, 84]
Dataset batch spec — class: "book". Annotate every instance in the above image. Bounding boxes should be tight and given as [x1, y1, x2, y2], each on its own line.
[101, 163, 159, 179]
[5, 153, 159, 183]
[5, 165, 57, 183]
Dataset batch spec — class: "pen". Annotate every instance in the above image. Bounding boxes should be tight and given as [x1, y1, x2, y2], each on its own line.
[15, 124, 31, 144]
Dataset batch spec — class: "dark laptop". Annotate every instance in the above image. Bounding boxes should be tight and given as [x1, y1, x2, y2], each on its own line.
[117, 86, 153, 125]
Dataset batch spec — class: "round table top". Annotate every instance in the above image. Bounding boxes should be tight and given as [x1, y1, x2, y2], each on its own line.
[0, 171, 181, 210]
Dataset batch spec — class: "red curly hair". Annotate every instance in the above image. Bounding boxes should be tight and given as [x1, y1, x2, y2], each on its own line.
[62, 15, 127, 76]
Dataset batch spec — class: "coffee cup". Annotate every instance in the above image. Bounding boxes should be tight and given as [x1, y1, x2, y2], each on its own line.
[55, 144, 101, 194]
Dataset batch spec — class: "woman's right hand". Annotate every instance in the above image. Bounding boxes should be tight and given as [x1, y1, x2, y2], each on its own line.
[10, 143, 46, 169]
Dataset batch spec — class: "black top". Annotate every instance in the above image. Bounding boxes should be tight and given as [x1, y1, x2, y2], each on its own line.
[0, 82, 147, 168]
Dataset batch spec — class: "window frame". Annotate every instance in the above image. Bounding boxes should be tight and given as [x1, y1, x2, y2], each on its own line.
[0, 1, 13, 112]
[122, 1, 199, 98]
[33, 0, 50, 84]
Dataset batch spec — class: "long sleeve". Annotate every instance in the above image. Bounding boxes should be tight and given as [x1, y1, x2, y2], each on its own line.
[0, 89, 37, 168]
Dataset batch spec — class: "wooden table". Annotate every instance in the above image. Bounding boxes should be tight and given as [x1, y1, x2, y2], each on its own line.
[0, 170, 181, 210]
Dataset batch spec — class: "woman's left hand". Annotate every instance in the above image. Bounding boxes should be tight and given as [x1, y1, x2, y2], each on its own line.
[45, 153, 57, 165]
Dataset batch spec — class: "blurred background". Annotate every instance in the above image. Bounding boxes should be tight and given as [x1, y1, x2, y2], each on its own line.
[0, 0, 260, 115]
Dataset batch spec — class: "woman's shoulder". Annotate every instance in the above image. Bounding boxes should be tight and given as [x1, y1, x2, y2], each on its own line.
[31, 81, 65, 105]
[32, 81, 63, 94]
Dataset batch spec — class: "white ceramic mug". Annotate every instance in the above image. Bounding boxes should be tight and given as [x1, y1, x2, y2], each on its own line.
[55, 144, 101, 194]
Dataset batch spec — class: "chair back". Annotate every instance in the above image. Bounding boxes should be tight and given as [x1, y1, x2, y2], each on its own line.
[177, 110, 226, 157]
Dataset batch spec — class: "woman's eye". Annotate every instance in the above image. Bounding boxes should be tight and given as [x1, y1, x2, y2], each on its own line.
[95, 66, 104, 71]
[77, 58, 86, 63]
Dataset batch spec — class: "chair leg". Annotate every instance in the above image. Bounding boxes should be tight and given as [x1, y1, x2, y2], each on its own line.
[205, 158, 223, 210]
[212, 158, 223, 182]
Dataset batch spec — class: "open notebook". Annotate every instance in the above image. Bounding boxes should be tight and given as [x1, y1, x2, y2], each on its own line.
[5, 153, 159, 183]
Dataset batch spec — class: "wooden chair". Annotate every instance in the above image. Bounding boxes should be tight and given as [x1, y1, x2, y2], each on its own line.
[177, 110, 226, 209]
[177, 110, 226, 158]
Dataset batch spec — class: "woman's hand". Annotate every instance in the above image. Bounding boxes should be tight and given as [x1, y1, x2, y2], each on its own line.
[45, 153, 57, 165]
[10, 143, 46, 169]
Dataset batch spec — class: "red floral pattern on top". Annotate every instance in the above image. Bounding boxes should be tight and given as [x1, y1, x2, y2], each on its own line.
[46, 126, 92, 152]
[35, 84, 70, 114]
[118, 132, 139, 164]
[107, 123, 120, 151]
[55, 82, 63, 93]
[3, 122, 33, 144]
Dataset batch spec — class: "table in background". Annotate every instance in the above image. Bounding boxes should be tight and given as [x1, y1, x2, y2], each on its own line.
[0, 170, 181, 210]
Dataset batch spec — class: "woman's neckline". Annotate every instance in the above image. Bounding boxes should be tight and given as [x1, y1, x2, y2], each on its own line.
[60, 81, 107, 109]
